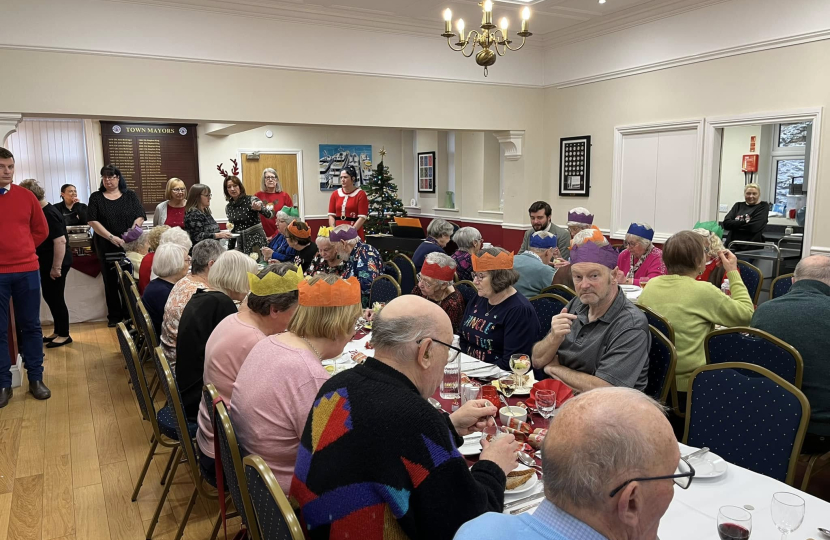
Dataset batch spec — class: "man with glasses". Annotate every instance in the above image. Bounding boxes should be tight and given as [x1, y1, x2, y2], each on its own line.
[456, 387, 690, 540]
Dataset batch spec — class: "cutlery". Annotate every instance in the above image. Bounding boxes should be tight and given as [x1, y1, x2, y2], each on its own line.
[818, 527, 830, 538]
[681, 447, 709, 460]
[428, 397, 445, 412]
[504, 492, 545, 509]
[498, 395, 515, 417]
[517, 451, 543, 472]
[509, 499, 544, 515]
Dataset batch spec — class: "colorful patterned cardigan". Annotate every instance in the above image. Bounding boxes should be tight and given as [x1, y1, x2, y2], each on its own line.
[290, 358, 507, 539]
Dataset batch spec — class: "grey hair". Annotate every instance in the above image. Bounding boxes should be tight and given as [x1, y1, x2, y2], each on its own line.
[542, 388, 666, 507]
[315, 235, 331, 246]
[794, 254, 830, 285]
[208, 249, 258, 297]
[332, 224, 359, 249]
[124, 231, 150, 253]
[572, 228, 608, 247]
[423, 252, 456, 286]
[370, 312, 435, 363]
[190, 239, 223, 275]
[453, 227, 482, 251]
[159, 226, 193, 253]
[277, 210, 291, 223]
[427, 218, 454, 239]
[567, 207, 593, 228]
[624, 231, 652, 250]
[151, 243, 187, 279]
[529, 231, 557, 254]
[261, 168, 282, 192]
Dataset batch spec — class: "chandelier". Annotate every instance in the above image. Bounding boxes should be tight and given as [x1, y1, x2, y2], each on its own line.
[441, 1, 532, 77]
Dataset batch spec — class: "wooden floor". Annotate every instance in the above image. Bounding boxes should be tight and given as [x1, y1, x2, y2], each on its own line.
[0, 321, 237, 540]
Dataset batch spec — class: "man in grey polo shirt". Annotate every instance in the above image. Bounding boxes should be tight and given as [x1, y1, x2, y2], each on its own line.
[532, 231, 650, 392]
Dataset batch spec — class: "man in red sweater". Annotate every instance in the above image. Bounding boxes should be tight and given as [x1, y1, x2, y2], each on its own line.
[0, 147, 51, 407]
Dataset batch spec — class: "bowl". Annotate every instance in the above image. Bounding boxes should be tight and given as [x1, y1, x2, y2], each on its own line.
[499, 406, 527, 426]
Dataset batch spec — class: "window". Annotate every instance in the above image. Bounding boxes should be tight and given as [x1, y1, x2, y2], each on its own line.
[777, 122, 809, 147]
[770, 122, 810, 207]
[773, 159, 804, 206]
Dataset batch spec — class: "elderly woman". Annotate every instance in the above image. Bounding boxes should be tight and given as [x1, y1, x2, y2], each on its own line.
[410, 252, 466, 332]
[138, 225, 169, 294]
[329, 225, 383, 306]
[566, 207, 595, 239]
[615, 223, 666, 287]
[413, 218, 454, 272]
[694, 222, 727, 286]
[231, 273, 362, 492]
[328, 165, 369, 239]
[123, 230, 149, 279]
[723, 183, 769, 251]
[451, 227, 482, 282]
[160, 239, 223, 370]
[459, 247, 539, 370]
[638, 231, 754, 398]
[305, 226, 346, 277]
[183, 184, 232, 246]
[224, 175, 273, 256]
[152, 178, 187, 228]
[263, 207, 298, 263]
[141, 243, 189, 337]
[255, 168, 293, 239]
[54, 183, 88, 226]
[285, 221, 318, 272]
[176, 250, 258, 420]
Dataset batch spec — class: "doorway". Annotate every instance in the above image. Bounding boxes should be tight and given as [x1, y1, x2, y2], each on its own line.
[239, 151, 302, 213]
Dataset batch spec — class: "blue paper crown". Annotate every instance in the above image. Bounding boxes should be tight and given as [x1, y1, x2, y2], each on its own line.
[529, 234, 557, 250]
[627, 223, 654, 241]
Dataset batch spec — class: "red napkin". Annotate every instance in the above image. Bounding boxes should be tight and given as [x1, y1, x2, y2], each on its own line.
[526, 379, 574, 409]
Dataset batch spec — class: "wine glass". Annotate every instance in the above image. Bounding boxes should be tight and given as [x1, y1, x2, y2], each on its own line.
[498, 376, 516, 399]
[509, 354, 531, 390]
[771, 492, 805, 540]
[535, 390, 556, 428]
[226, 222, 234, 232]
[461, 382, 482, 405]
[717, 506, 751, 539]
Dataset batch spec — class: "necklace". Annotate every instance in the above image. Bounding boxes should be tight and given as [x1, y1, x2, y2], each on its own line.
[299, 336, 322, 359]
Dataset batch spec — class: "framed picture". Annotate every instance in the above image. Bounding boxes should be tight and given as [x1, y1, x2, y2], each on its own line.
[559, 136, 591, 197]
[319, 144, 372, 191]
[418, 151, 436, 193]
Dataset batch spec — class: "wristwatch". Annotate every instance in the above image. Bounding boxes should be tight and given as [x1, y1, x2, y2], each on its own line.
[109, 234, 114, 240]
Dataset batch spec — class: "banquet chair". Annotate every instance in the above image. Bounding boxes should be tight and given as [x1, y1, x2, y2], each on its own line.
[392, 254, 417, 295]
[771, 273, 794, 299]
[382, 261, 401, 284]
[635, 304, 675, 344]
[683, 362, 810, 486]
[540, 284, 577, 302]
[455, 280, 478, 306]
[135, 294, 162, 396]
[243, 455, 305, 540]
[116, 264, 139, 333]
[528, 294, 569, 341]
[116, 323, 181, 499]
[737, 259, 763, 305]
[644, 326, 677, 405]
[705, 327, 803, 389]
[369, 275, 401, 305]
[801, 451, 830, 491]
[149, 346, 227, 540]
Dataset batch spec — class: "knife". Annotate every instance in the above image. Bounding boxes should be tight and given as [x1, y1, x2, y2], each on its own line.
[504, 492, 545, 510]
[681, 447, 709, 460]
[509, 498, 544, 515]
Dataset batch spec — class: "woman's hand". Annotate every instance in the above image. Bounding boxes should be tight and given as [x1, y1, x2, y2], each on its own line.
[251, 200, 263, 211]
[50, 266, 61, 280]
[719, 249, 739, 273]
[260, 247, 274, 260]
[110, 235, 125, 248]
[215, 230, 232, 239]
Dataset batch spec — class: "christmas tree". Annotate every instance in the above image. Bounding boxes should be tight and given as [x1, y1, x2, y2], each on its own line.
[364, 147, 407, 235]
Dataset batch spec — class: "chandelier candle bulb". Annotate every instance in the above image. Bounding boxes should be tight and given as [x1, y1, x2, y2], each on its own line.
[443, 8, 453, 35]
[521, 7, 530, 32]
[457, 18, 465, 35]
[482, 0, 493, 28]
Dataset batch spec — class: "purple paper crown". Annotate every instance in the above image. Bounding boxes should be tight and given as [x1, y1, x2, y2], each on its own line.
[627, 223, 654, 241]
[529, 234, 557, 250]
[121, 226, 143, 244]
[567, 209, 594, 225]
[570, 241, 619, 269]
[329, 227, 359, 242]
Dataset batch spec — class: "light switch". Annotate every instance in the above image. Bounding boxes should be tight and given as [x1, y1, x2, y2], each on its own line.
[719, 204, 729, 212]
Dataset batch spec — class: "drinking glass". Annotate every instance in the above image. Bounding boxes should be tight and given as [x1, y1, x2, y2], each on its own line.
[461, 382, 482, 405]
[498, 376, 516, 398]
[717, 506, 751, 539]
[535, 390, 556, 428]
[440, 348, 461, 400]
[771, 492, 805, 540]
[509, 354, 531, 390]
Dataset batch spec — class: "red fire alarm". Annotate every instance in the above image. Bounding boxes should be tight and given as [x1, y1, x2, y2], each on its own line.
[742, 154, 759, 173]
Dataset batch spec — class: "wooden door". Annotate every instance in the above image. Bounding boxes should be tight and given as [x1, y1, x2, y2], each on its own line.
[241, 153, 300, 206]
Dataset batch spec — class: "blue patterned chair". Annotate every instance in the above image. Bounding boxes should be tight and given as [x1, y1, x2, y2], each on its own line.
[540, 284, 576, 302]
[369, 275, 401, 305]
[635, 304, 675, 344]
[392, 254, 417, 295]
[683, 362, 809, 485]
[737, 259, 762, 304]
[644, 326, 677, 404]
[771, 273, 794, 299]
[383, 261, 401, 284]
[244, 455, 305, 540]
[455, 280, 478, 306]
[705, 327, 803, 388]
[529, 294, 569, 342]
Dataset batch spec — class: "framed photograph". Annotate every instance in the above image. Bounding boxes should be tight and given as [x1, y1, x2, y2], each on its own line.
[418, 151, 436, 193]
[559, 136, 591, 197]
[319, 144, 372, 191]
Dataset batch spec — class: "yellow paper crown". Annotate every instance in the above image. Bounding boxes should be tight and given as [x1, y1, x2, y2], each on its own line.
[247, 267, 304, 296]
[316, 226, 332, 238]
[298, 276, 361, 307]
[472, 251, 514, 271]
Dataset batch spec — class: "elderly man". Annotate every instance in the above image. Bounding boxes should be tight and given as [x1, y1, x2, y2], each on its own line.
[455, 387, 686, 540]
[752, 255, 830, 454]
[532, 230, 650, 392]
[514, 231, 557, 298]
[291, 295, 520, 539]
[519, 201, 570, 261]
[330, 224, 382, 306]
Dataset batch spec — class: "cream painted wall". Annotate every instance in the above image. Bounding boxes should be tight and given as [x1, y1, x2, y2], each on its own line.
[718, 125, 762, 221]
[544, 39, 830, 250]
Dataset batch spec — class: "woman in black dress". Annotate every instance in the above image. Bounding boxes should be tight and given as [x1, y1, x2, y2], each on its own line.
[723, 183, 769, 251]
[87, 165, 146, 326]
[183, 184, 232, 247]
[223, 176, 273, 257]
[54, 183, 88, 226]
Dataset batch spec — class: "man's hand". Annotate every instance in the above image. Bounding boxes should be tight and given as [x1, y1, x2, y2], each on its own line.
[549, 308, 577, 344]
[450, 399, 498, 436]
[480, 435, 520, 475]
[553, 259, 570, 269]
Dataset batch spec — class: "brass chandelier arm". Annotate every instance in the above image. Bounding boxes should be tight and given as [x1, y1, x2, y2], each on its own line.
[503, 36, 528, 52]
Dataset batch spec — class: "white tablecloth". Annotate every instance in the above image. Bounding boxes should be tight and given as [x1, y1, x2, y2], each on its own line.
[40, 267, 107, 324]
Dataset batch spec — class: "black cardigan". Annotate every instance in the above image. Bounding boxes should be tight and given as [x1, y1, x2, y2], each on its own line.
[723, 201, 769, 249]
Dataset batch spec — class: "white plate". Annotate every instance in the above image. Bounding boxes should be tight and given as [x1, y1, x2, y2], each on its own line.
[230, 233, 240, 238]
[688, 451, 728, 479]
[505, 464, 538, 495]
[458, 435, 482, 456]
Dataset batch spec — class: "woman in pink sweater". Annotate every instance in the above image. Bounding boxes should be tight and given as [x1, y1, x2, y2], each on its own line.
[616, 222, 666, 287]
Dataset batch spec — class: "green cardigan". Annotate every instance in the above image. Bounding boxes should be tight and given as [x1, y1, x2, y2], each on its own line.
[638, 270, 755, 391]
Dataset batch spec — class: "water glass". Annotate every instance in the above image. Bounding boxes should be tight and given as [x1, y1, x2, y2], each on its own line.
[771, 492, 805, 540]
[717, 506, 751, 539]
[461, 382, 482, 405]
[440, 351, 461, 400]
[535, 390, 556, 428]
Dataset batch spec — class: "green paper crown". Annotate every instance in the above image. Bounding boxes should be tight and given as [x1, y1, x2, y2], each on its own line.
[283, 206, 300, 219]
[693, 221, 724, 239]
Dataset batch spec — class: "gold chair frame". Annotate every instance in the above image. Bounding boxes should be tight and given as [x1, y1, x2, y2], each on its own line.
[736, 259, 763, 305]
[704, 326, 804, 389]
[647, 325, 677, 405]
[540, 284, 577, 300]
[369, 275, 402, 303]
[243, 455, 305, 540]
[770, 272, 795, 299]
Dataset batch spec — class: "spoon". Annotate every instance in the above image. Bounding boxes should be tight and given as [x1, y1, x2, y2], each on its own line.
[428, 397, 446, 413]
[817, 527, 830, 538]
[517, 451, 543, 472]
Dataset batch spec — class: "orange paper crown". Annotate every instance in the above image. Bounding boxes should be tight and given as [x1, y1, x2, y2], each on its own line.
[287, 220, 311, 239]
[571, 226, 604, 247]
[298, 276, 361, 307]
[472, 251, 514, 271]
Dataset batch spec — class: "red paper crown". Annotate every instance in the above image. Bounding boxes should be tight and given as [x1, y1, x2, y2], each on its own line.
[287, 220, 311, 239]
[298, 276, 361, 307]
[472, 251, 514, 271]
[422, 260, 455, 281]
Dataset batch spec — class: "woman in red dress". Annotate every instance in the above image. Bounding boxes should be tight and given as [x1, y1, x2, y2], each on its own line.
[255, 168, 293, 239]
[328, 165, 369, 240]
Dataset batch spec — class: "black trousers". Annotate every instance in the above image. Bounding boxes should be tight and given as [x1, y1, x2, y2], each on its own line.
[94, 237, 127, 323]
[39, 264, 71, 336]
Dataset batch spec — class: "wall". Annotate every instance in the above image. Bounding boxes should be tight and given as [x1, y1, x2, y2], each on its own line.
[718, 125, 763, 220]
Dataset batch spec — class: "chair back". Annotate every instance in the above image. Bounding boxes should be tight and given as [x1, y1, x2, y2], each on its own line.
[382, 261, 401, 284]
[455, 280, 478, 306]
[683, 362, 810, 485]
[214, 398, 261, 540]
[392, 254, 417, 295]
[243, 455, 304, 540]
[116, 265, 139, 330]
[635, 304, 675, 344]
[116, 322, 158, 428]
[737, 259, 762, 304]
[644, 326, 677, 404]
[704, 327, 803, 388]
[135, 296, 160, 352]
[540, 284, 576, 302]
[528, 294, 569, 341]
[771, 273, 794, 299]
[369, 275, 401, 305]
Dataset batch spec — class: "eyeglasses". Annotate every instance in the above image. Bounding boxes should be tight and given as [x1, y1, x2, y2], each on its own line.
[416, 273, 435, 286]
[624, 241, 638, 248]
[264, 176, 277, 180]
[201, 193, 212, 198]
[416, 337, 464, 362]
[472, 272, 488, 281]
[172, 188, 186, 193]
[608, 457, 695, 498]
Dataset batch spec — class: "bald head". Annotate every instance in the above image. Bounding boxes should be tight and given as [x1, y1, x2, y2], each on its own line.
[793, 254, 830, 286]
[370, 295, 452, 363]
